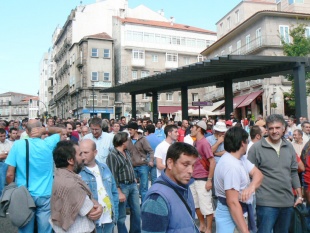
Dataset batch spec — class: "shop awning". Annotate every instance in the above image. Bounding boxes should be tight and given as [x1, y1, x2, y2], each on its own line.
[222, 94, 249, 111]
[237, 90, 263, 108]
[158, 106, 198, 114]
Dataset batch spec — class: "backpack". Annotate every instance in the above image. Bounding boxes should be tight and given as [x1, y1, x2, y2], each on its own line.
[289, 203, 310, 233]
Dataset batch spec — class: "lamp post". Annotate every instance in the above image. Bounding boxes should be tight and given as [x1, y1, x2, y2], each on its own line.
[76, 89, 79, 119]
[92, 83, 95, 118]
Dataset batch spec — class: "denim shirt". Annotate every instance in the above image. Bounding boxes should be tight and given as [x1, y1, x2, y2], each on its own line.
[79, 160, 119, 223]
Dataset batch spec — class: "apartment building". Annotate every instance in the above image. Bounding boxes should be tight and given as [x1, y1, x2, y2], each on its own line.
[39, 52, 50, 118]
[201, 0, 310, 119]
[0, 92, 37, 120]
[48, 1, 122, 119]
[46, 0, 217, 120]
[112, 7, 216, 118]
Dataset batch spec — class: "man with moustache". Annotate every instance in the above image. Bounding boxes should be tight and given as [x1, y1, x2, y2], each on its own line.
[50, 141, 103, 233]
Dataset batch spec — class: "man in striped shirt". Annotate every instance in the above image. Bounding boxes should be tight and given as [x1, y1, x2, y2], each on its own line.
[106, 132, 141, 233]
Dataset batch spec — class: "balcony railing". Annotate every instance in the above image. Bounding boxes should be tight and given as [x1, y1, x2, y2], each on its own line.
[230, 35, 282, 56]
[55, 84, 69, 101]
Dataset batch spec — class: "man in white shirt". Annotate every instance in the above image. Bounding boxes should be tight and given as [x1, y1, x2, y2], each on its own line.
[155, 125, 179, 177]
[83, 118, 113, 164]
[245, 126, 265, 158]
[301, 121, 310, 144]
[291, 129, 307, 157]
[79, 139, 119, 233]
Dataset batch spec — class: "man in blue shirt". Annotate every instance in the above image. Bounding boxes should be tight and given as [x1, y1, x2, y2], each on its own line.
[154, 120, 165, 141]
[6, 119, 63, 233]
[145, 124, 162, 185]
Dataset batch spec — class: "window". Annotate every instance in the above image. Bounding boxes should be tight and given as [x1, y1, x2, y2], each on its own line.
[91, 48, 98, 57]
[91, 72, 98, 81]
[104, 72, 110, 81]
[89, 95, 98, 106]
[279, 25, 290, 44]
[157, 93, 161, 100]
[132, 70, 138, 80]
[184, 57, 190, 65]
[166, 92, 173, 101]
[197, 55, 204, 62]
[289, 0, 303, 4]
[192, 93, 198, 102]
[144, 32, 155, 42]
[142, 94, 148, 100]
[235, 10, 240, 23]
[186, 38, 196, 47]
[229, 45, 233, 54]
[196, 39, 206, 48]
[178, 92, 181, 101]
[141, 71, 149, 78]
[103, 49, 110, 58]
[132, 50, 144, 60]
[102, 95, 109, 105]
[166, 53, 178, 62]
[256, 28, 262, 47]
[227, 17, 231, 30]
[152, 55, 158, 62]
[246, 35, 251, 52]
[237, 40, 241, 55]
[133, 31, 143, 41]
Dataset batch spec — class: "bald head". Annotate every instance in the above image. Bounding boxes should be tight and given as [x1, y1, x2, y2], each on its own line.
[26, 119, 42, 135]
[80, 139, 97, 167]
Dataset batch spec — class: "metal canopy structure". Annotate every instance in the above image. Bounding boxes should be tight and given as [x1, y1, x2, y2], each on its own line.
[101, 55, 309, 121]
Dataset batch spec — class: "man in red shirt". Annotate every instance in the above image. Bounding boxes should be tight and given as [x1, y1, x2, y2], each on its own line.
[177, 119, 189, 142]
[190, 121, 215, 233]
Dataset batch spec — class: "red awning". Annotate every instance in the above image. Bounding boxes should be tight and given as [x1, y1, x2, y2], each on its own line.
[158, 106, 198, 113]
[221, 94, 249, 111]
[237, 90, 263, 108]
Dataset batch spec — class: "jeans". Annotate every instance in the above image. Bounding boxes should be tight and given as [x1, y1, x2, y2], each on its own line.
[256, 205, 293, 233]
[118, 183, 141, 233]
[149, 165, 157, 185]
[134, 165, 149, 202]
[96, 222, 114, 233]
[215, 201, 237, 233]
[0, 162, 8, 195]
[18, 195, 52, 233]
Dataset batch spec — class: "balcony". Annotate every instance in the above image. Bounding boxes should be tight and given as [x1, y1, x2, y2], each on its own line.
[55, 84, 69, 101]
[49, 98, 56, 107]
[132, 58, 145, 67]
[48, 86, 53, 93]
[165, 61, 178, 69]
[230, 35, 282, 56]
[76, 57, 83, 68]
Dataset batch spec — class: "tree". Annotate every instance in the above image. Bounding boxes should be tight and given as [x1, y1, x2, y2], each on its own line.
[281, 23, 310, 109]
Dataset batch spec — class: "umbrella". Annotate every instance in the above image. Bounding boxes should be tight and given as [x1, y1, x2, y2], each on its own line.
[158, 111, 162, 119]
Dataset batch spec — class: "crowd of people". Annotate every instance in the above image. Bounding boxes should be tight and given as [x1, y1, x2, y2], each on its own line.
[0, 112, 309, 233]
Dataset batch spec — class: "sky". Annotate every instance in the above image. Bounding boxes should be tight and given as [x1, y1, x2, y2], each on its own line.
[0, 0, 240, 96]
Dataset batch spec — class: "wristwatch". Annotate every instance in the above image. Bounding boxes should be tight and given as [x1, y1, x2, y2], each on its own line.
[207, 178, 213, 180]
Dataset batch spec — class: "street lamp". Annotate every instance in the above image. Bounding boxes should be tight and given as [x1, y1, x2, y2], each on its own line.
[76, 89, 79, 119]
[92, 83, 95, 118]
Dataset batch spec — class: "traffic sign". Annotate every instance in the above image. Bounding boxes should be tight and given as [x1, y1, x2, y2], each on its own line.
[192, 101, 213, 106]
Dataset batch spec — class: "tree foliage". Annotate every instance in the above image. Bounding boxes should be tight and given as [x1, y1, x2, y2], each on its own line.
[281, 23, 310, 109]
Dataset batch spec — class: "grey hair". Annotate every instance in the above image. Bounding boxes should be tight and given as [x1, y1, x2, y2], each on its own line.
[301, 121, 310, 128]
[266, 114, 285, 129]
[294, 129, 303, 136]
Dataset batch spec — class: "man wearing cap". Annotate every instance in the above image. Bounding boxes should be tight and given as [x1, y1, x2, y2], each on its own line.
[127, 122, 154, 202]
[190, 121, 215, 233]
[83, 117, 113, 164]
[207, 121, 227, 164]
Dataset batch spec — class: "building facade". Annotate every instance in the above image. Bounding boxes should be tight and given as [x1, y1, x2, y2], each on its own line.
[201, 0, 310, 119]
[112, 6, 216, 119]
[0, 92, 38, 120]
